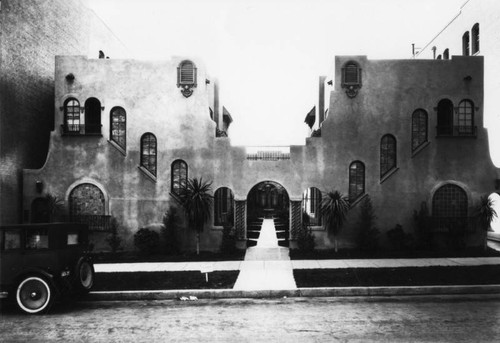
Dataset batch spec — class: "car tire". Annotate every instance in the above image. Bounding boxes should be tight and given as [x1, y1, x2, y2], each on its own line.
[16, 276, 54, 314]
[75, 259, 94, 293]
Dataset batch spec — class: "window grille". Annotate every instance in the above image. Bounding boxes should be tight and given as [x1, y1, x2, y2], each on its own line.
[171, 160, 188, 195]
[349, 161, 365, 202]
[457, 100, 474, 135]
[64, 98, 80, 132]
[110, 107, 126, 150]
[342, 62, 361, 85]
[178, 60, 197, 85]
[140, 133, 157, 176]
[380, 135, 396, 178]
[411, 109, 428, 151]
[432, 184, 468, 218]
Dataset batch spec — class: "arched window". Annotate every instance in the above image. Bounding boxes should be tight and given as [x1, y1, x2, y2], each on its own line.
[349, 161, 365, 202]
[84, 97, 101, 134]
[432, 184, 468, 219]
[110, 107, 126, 150]
[342, 61, 361, 86]
[302, 187, 322, 226]
[64, 98, 80, 133]
[380, 135, 396, 178]
[140, 133, 157, 176]
[437, 99, 454, 136]
[412, 109, 428, 151]
[177, 60, 197, 85]
[457, 100, 474, 135]
[69, 183, 105, 217]
[171, 160, 188, 195]
[462, 32, 470, 56]
[443, 49, 449, 60]
[214, 187, 234, 226]
[471, 23, 479, 54]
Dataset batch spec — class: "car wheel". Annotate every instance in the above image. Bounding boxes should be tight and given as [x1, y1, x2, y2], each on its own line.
[16, 276, 53, 314]
[76, 260, 94, 293]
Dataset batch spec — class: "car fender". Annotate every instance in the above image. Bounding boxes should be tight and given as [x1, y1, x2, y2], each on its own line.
[13, 268, 61, 298]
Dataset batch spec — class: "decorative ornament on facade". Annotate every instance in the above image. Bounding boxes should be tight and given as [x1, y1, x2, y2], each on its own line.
[290, 200, 302, 240]
[234, 200, 247, 240]
[344, 85, 360, 98]
[177, 60, 197, 98]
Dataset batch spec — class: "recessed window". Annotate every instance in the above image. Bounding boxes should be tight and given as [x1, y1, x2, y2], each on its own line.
[64, 98, 80, 133]
[437, 99, 454, 136]
[214, 187, 234, 226]
[471, 23, 479, 54]
[140, 133, 157, 176]
[171, 160, 188, 195]
[349, 161, 365, 203]
[412, 109, 428, 152]
[462, 32, 470, 56]
[302, 187, 322, 226]
[110, 107, 126, 150]
[432, 184, 468, 218]
[177, 60, 197, 97]
[342, 62, 361, 86]
[84, 97, 102, 134]
[380, 134, 397, 178]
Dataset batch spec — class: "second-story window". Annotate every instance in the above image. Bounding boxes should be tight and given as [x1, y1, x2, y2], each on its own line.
[380, 134, 397, 178]
[412, 109, 428, 152]
[437, 99, 454, 136]
[458, 100, 475, 135]
[471, 23, 479, 54]
[341, 61, 362, 98]
[140, 133, 157, 176]
[110, 107, 126, 150]
[64, 98, 80, 133]
[84, 97, 102, 134]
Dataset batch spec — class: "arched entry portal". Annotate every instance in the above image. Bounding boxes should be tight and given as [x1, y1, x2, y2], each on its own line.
[246, 181, 290, 247]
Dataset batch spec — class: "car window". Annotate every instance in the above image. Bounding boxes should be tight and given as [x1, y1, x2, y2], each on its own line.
[67, 232, 79, 245]
[25, 229, 49, 249]
[4, 230, 21, 250]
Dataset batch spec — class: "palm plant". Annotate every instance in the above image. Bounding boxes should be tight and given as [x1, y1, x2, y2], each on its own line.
[45, 193, 64, 222]
[321, 190, 350, 252]
[474, 195, 497, 250]
[172, 177, 213, 255]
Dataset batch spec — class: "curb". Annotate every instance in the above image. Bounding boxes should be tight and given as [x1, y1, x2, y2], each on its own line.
[85, 285, 500, 301]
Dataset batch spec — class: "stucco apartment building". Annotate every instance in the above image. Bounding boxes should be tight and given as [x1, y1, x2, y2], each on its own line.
[22, 50, 498, 252]
[0, 0, 127, 225]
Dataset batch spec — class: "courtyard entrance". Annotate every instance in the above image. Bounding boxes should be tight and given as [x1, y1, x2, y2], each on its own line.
[246, 181, 289, 247]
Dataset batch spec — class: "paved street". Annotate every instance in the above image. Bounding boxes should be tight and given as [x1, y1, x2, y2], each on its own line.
[2, 295, 500, 342]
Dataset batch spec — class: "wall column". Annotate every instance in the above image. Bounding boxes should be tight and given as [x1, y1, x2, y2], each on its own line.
[289, 199, 302, 249]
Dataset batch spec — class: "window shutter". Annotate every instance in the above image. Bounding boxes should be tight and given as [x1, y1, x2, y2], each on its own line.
[344, 64, 359, 84]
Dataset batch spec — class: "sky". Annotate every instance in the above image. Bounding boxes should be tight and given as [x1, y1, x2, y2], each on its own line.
[87, 0, 467, 147]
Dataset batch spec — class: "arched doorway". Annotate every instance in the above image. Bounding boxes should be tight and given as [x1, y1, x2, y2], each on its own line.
[246, 181, 290, 247]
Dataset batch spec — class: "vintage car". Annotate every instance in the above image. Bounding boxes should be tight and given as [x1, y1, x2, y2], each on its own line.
[0, 223, 94, 314]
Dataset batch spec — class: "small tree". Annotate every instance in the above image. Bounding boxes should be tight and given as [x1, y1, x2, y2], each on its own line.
[356, 196, 380, 252]
[134, 228, 160, 255]
[172, 177, 213, 255]
[297, 211, 316, 252]
[321, 190, 350, 252]
[45, 193, 64, 222]
[474, 195, 497, 250]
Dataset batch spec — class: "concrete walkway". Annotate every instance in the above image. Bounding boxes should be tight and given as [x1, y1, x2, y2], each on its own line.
[233, 219, 297, 290]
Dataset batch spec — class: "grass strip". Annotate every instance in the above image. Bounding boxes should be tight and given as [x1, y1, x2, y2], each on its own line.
[93, 271, 239, 291]
[294, 266, 500, 287]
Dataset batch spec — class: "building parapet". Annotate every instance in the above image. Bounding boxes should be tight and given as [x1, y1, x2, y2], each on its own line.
[246, 146, 290, 161]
